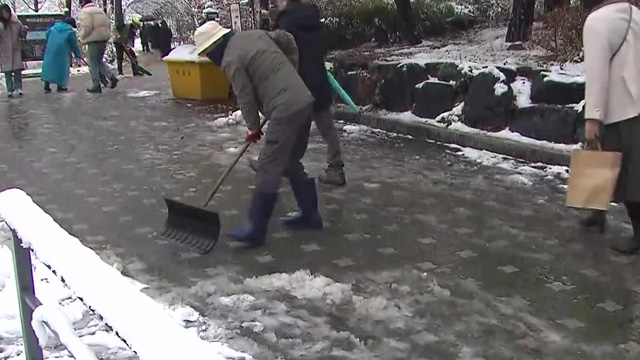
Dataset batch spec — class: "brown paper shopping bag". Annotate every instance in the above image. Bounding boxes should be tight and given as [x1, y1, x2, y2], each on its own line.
[566, 149, 622, 210]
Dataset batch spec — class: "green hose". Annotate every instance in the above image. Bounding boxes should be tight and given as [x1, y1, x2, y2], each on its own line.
[327, 71, 360, 113]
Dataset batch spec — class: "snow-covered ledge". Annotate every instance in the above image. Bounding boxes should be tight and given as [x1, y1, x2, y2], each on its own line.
[0, 188, 250, 360]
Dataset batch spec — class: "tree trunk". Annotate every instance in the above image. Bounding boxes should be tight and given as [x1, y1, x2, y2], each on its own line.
[544, 0, 569, 12]
[394, 0, 420, 45]
[34, 0, 38, 12]
[66, 0, 72, 15]
[114, 0, 124, 27]
[506, 0, 536, 42]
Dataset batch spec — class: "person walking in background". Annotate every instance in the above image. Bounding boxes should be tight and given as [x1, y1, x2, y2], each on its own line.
[194, 22, 323, 248]
[41, 18, 83, 93]
[274, 0, 346, 186]
[582, 0, 640, 254]
[0, 4, 27, 98]
[114, 22, 142, 76]
[78, 0, 118, 93]
[140, 23, 150, 53]
[158, 20, 172, 57]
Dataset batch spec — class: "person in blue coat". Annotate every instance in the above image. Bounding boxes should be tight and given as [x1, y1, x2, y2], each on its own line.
[41, 18, 83, 92]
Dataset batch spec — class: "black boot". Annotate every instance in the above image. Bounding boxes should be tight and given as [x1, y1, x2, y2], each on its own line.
[280, 178, 323, 230]
[612, 203, 640, 255]
[87, 85, 102, 93]
[44, 82, 51, 93]
[580, 210, 607, 234]
[109, 77, 119, 89]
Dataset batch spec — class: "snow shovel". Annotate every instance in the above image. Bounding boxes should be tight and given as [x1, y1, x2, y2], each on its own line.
[80, 58, 110, 87]
[162, 118, 268, 255]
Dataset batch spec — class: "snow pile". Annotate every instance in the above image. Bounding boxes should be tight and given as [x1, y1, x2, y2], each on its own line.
[448, 144, 569, 182]
[0, 224, 133, 360]
[243, 270, 353, 305]
[511, 77, 532, 108]
[31, 304, 98, 360]
[211, 110, 245, 128]
[0, 189, 250, 360]
[127, 90, 160, 98]
[164, 45, 210, 63]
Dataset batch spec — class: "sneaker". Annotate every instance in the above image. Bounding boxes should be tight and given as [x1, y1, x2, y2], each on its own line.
[318, 167, 346, 186]
[17, 90, 23, 96]
[87, 86, 102, 94]
[109, 77, 119, 89]
[7, 91, 14, 98]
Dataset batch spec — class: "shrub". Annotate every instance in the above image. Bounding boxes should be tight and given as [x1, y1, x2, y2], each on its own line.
[532, 5, 586, 62]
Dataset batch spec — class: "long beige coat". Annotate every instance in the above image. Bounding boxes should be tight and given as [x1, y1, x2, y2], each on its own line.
[0, 15, 27, 72]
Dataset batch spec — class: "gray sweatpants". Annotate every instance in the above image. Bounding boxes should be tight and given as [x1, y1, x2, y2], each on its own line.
[255, 105, 313, 193]
[87, 42, 115, 88]
[314, 108, 344, 169]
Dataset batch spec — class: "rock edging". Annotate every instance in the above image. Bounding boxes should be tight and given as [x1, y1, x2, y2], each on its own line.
[334, 108, 571, 167]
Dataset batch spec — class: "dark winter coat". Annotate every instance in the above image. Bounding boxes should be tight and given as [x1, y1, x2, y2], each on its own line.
[276, 2, 332, 111]
[219, 30, 313, 131]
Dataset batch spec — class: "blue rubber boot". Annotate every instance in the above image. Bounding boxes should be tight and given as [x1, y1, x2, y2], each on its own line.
[281, 178, 323, 230]
[228, 192, 278, 247]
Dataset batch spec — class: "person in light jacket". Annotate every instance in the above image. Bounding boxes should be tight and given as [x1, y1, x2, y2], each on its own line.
[194, 21, 323, 248]
[78, 0, 117, 93]
[582, 0, 640, 254]
[41, 18, 83, 92]
[0, 4, 27, 98]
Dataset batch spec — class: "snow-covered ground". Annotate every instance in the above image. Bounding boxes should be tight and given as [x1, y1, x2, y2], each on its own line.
[0, 190, 249, 360]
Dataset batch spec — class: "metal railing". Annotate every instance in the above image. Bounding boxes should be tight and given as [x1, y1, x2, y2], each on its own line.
[10, 227, 97, 360]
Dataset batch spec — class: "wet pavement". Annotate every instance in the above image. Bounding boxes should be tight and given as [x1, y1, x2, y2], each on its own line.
[1, 62, 640, 360]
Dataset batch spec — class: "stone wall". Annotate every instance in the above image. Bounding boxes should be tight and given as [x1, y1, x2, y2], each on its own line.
[332, 59, 585, 145]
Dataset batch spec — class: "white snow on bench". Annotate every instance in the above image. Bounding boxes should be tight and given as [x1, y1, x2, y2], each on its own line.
[0, 188, 250, 360]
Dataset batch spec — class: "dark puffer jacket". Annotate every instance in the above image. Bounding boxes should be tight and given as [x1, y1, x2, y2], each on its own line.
[276, 2, 332, 111]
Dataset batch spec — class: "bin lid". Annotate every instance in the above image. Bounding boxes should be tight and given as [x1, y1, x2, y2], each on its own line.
[163, 45, 212, 63]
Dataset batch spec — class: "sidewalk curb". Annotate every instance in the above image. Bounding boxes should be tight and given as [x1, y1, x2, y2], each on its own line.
[334, 109, 571, 167]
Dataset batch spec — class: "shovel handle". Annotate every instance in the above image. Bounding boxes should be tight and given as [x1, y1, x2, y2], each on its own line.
[203, 117, 268, 207]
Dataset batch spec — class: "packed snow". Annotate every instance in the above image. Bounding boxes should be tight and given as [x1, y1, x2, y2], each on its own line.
[127, 90, 160, 98]
[163, 45, 210, 63]
[0, 189, 250, 360]
[512, 77, 532, 108]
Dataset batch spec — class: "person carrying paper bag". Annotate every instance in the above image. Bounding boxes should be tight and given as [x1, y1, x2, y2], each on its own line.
[578, 0, 640, 254]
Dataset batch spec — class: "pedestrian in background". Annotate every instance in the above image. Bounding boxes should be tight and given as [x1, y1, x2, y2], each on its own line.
[194, 22, 323, 248]
[114, 22, 142, 76]
[582, 0, 640, 254]
[0, 4, 27, 98]
[78, 0, 118, 93]
[140, 23, 150, 53]
[158, 20, 173, 57]
[273, 0, 346, 186]
[41, 18, 83, 93]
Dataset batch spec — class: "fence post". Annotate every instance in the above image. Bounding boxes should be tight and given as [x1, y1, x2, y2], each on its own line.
[11, 228, 44, 360]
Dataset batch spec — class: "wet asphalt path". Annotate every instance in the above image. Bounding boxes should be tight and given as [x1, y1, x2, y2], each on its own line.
[0, 63, 639, 359]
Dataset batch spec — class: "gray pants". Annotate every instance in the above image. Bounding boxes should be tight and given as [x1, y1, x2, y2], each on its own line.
[314, 107, 344, 169]
[4, 70, 22, 92]
[255, 105, 313, 193]
[87, 42, 114, 88]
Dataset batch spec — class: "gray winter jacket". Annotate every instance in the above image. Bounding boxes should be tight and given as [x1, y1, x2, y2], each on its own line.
[0, 15, 27, 72]
[221, 30, 313, 131]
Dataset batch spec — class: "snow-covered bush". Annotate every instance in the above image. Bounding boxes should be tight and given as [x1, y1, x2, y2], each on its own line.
[465, 0, 511, 24]
[532, 5, 586, 62]
[413, 0, 475, 37]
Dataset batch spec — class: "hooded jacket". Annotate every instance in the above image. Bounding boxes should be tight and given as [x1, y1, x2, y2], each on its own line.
[78, 3, 111, 43]
[41, 22, 83, 86]
[276, 2, 332, 111]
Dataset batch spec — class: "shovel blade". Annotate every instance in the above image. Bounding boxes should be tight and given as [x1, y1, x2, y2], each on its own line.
[162, 198, 220, 255]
